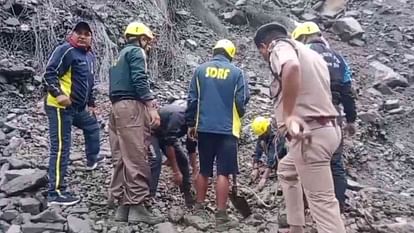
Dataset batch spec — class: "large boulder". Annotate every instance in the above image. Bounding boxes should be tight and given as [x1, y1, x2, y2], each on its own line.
[332, 17, 364, 41]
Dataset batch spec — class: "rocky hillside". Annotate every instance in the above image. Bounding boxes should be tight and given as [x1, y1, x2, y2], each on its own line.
[0, 0, 413, 232]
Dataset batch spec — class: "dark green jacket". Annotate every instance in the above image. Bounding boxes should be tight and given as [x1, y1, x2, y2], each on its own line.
[109, 43, 154, 103]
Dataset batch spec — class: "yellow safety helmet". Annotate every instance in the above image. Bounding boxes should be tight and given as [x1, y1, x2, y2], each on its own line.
[251, 117, 271, 136]
[213, 39, 236, 59]
[291, 21, 321, 40]
[124, 22, 154, 40]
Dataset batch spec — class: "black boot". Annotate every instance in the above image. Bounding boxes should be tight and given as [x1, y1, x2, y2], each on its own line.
[128, 204, 165, 225]
[114, 205, 129, 222]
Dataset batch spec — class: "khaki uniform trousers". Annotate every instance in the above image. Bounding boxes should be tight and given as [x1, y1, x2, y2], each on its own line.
[108, 100, 151, 205]
[277, 120, 346, 233]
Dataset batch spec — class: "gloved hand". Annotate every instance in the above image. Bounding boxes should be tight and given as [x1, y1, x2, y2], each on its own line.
[56, 95, 72, 107]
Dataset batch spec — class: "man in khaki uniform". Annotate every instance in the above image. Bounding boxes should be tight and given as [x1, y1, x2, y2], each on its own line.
[253, 23, 346, 233]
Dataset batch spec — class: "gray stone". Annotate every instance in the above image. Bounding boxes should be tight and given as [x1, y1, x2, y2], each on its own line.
[6, 158, 31, 169]
[373, 222, 414, 233]
[347, 179, 365, 191]
[21, 222, 64, 233]
[6, 225, 21, 233]
[68, 207, 89, 214]
[388, 107, 405, 115]
[332, 17, 364, 41]
[184, 215, 211, 231]
[0, 130, 6, 141]
[370, 61, 409, 88]
[373, 83, 394, 95]
[185, 54, 200, 68]
[183, 226, 201, 233]
[0, 75, 7, 84]
[168, 206, 184, 223]
[6, 114, 16, 121]
[223, 10, 247, 25]
[358, 110, 381, 124]
[384, 99, 400, 111]
[404, 54, 414, 61]
[0, 210, 19, 222]
[0, 170, 47, 195]
[0, 220, 11, 232]
[4, 18, 20, 26]
[0, 198, 12, 208]
[235, 0, 247, 6]
[184, 39, 198, 50]
[69, 152, 83, 161]
[2, 137, 24, 157]
[67, 215, 91, 233]
[19, 197, 40, 215]
[31, 209, 66, 223]
[301, 12, 318, 21]
[5, 169, 36, 180]
[155, 222, 177, 233]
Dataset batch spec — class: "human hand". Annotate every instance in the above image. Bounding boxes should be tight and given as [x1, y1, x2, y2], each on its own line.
[56, 95, 72, 107]
[286, 116, 311, 141]
[172, 171, 183, 186]
[148, 109, 161, 128]
[187, 127, 197, 140]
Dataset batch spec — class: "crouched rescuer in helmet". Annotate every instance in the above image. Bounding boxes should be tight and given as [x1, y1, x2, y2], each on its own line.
[149, 100, 196, 207]
[292, 21, 357, 212]
[43, 21, 103, 206]
[254, 22, 346, 233]
[186, 39, 250, 231]
[250, 117, 287, 191]
[108, 22, 164, 224]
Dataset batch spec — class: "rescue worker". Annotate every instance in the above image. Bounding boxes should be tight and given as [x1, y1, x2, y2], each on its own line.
[150, 100, 196, 207]
[250, 116, 287, 191]
[292, 21, 357, 212]
[253, 23, 346, 233]
[186, 39, 250, 231]
[43, 21, 102, 206]
[108, 22, 164, 224]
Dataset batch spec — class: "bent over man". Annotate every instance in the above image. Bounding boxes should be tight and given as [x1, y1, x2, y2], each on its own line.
[186, 39, 250, 231]
[44, 21, 102, 206]
[254, 23, 346, 233]
[150, 100, 196, 207]
[108, 22, 163, 224]
[292, 21, 357, 212]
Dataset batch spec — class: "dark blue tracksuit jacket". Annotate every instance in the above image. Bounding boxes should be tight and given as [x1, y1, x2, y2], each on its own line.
[307, 39, 356, 123]
[186, 55, 250, 138]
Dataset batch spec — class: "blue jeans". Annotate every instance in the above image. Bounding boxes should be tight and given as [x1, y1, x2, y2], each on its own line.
[331, 135, 347, 208]
[150, 136, 191, 195]
[45, 105, 100, 198]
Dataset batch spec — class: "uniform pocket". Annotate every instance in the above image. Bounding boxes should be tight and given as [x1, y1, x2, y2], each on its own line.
[113, 100, 145, 128]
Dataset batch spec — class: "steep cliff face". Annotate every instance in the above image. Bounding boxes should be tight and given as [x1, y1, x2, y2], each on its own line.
[0, 0, 413, 232]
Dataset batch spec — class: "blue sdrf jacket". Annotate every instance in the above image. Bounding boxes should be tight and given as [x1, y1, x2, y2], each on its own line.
[43, 42, 96, 108]
[186, 55, 250, 138]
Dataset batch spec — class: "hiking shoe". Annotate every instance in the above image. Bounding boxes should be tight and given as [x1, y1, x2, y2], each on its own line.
[215, 210, 238, 232]
[86, 155, 106, 171]
[47, 195, 80, 207]
[128, 204, 165, 225]
[115, 205, 129, 222]
[194, 203, 210, 219]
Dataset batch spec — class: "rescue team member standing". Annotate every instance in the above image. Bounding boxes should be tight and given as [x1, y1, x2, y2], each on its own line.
[149, 100, 195, 207]
[292, 21, 357, 212]
[186, 39, 249, 231]
[44, 21, 102, 206]
[108, 22, 164, 224]
[253, 23, 346, 233]
[250, 116, 287, 191]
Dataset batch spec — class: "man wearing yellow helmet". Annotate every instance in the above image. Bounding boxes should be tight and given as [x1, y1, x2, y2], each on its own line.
[186, 39, 249, 231]
[108, 22, 163, 225]
[292, 21, 357, 213]
[250, 117, 287, 191]
[254, 22, 346, 233]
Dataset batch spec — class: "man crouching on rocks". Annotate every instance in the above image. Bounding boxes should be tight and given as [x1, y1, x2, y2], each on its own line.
[43, 21, 102, 206]
[107, 22, 164, 224]
[149, 99, 196, 207]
